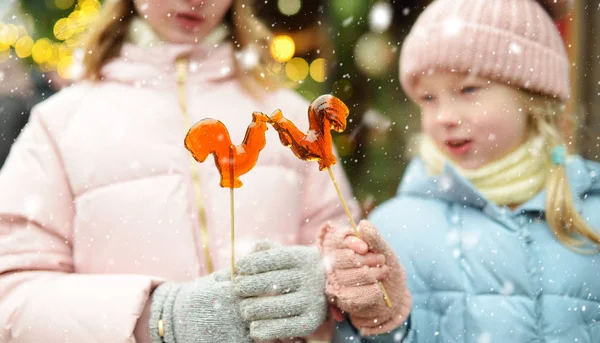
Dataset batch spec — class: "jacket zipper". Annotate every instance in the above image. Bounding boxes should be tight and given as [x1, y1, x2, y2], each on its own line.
[175, 56, 214, 274]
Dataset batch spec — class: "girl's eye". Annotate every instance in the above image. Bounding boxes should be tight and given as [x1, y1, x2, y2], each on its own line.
[461, 86, 480, 95]
[420, 94, 435, 103]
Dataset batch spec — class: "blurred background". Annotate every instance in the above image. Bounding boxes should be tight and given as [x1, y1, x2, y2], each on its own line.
[0, 0, 598, 214]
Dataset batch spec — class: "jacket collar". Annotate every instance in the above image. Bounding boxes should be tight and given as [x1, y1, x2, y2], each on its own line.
[398, 155, 599, 215]
[100, 20, 235, 88]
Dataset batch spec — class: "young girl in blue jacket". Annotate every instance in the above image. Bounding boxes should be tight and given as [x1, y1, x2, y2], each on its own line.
[318, 0, 600, 342]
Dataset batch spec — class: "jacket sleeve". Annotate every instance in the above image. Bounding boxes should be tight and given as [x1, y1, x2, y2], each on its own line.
[0, 111, 161, 343]
[299, 147, 361, 245]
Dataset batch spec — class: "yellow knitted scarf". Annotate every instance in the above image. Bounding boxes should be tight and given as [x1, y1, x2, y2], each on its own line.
[419, 135, 549, 206]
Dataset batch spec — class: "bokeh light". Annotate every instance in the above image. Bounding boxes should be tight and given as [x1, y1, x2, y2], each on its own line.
[15, 36, 34, 58]
[32, 38, 53, 64]
[309, 58, 326, 82]
[270, 35, 296, 63]
[57, 55, 74, 78]
[0, 24, 20, 46]
[285, 57, 309, 81]
[54, 18, 74, 41]
[55, 0, 76, 10]
[58, 43, 72, 59]
[353, 32, 395, 77]
[277, 0, 302, 16]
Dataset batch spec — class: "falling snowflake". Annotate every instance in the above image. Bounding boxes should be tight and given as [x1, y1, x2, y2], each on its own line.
[478, 332, 492, 343]
[461, 232, 480, 249]
[453, 248, 461, 259]
[342, 16, 354, 27]
[443, 19, 463, 37]
[393, 330, 406, 341]
[438, 174, 453, 192]
[23, 194, 42, 218]
[501, 281, 515, 295]
[509, 42, 522, 55]
[305, 130, 318, 143]
[447, 229, 460, 244]
[236, 46, 260, 70]
[219, 66, 231, 76]
[369, 2, 393, 33]
[321, 255, 334, 272]
[363, 109, 392, 131]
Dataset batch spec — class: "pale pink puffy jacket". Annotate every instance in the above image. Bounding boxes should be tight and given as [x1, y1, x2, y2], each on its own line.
[0, 42, 359, 342]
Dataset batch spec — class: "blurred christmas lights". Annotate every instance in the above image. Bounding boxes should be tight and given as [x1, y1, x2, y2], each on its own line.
[0, 0, 101, 78]
[3, 0, 329, 84]
[309, 58, 326, 82]
[270, 34, 296, 63]
[353, 32, 395, 77]
[277, 0, 302, 16]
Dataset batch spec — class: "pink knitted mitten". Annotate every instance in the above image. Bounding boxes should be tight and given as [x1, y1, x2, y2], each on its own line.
[318, 220, 412, 336]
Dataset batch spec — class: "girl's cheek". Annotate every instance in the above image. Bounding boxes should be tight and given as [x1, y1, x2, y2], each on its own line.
[420, 113, 434, 132]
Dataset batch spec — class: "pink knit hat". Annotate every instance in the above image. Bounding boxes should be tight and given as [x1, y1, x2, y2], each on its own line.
[399, 0, 572, 102]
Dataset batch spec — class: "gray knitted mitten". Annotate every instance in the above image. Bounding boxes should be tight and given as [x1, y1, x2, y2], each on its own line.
[234, 240, 327, 341]
[149, 269, 250, 343]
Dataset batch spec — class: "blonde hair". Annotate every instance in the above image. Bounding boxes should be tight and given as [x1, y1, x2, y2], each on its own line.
[523, 91, 600, 250]
[81, 0, 135, 80]
[82, 0, 281, 91]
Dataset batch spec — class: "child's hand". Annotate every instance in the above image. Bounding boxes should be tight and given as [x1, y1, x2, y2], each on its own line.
[318, 220, 412, 336]
[233, 240, 327, 341]
[329, 234, 386, 323]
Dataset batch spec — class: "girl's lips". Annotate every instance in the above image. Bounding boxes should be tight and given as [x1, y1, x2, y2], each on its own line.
[175, 12, 204, 31]
[445, 139, 473, 156]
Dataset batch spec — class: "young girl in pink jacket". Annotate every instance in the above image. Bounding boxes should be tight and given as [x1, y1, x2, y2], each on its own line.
[0, 0, 359, 342]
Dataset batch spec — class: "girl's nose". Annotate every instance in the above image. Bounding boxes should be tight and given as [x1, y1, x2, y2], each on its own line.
[435, 107, 462, 128]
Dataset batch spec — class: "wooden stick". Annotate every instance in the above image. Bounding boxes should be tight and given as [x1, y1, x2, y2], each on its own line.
[326, 167, 392, 308]
[327, 167, 358, 234]
[230, 186, 235, 279]
[229, 146, 235, 280]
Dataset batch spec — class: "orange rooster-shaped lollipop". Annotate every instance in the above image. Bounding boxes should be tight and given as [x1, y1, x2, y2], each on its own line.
[184, 112, 270, 278]
[268, 94, 392, 307]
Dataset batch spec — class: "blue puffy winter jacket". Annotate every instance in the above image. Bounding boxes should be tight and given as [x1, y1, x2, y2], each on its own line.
[334, 156, 600, 343]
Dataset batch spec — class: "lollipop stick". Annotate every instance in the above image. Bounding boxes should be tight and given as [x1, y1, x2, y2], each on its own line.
[230, 187, 235, 279]
[326, 167, 392, 308]
[327, 167, 358, 234]
[229, 146, 235, 279]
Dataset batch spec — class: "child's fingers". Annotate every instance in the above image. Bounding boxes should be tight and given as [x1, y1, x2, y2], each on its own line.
[343, 236, 368, 254]
[356, 220, 390, 254]
[324, 250, 386, 271]
[332, 265, 389, 287]
[355, 252, 386, 267]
